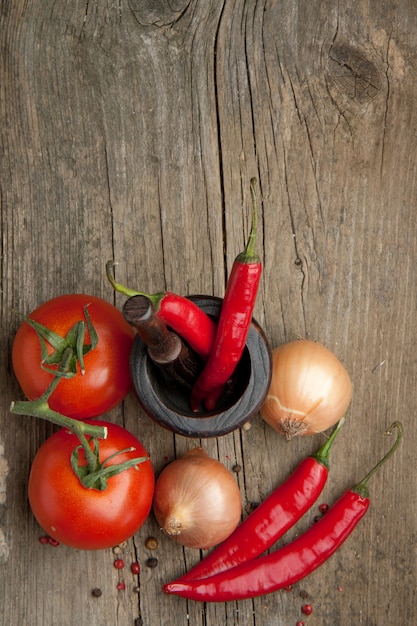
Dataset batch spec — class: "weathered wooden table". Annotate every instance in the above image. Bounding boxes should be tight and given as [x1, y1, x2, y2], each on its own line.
[1, 2, 416, 625]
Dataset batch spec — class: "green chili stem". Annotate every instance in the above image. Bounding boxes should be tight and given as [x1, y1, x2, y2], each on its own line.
[236, 178, 260, 264]
[313, 415, 345, 469]
[106, 260, 164, 306]
[354, 421, 403, 498]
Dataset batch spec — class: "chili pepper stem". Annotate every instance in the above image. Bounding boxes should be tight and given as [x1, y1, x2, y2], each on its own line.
[354, 421, 403, 498]
[236, 178, 259, 264]
[313, 415, 345, 469]
[106, 260, 164, 306]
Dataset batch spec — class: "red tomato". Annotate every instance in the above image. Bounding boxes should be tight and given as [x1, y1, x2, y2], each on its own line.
[28, 421, 155, 550]
[12, 294, 135, 419]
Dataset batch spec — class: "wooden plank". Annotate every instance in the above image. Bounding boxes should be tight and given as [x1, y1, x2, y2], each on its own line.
[1, 1, 416, 624]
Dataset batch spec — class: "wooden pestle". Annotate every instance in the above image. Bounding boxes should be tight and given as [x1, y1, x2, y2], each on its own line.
[122, 294, 202, 392]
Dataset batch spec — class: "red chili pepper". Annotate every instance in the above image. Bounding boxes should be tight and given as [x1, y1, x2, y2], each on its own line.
[163, 422, 402, 602]
[177, 417, 345, 583]
[190, 178, 262, 411]
[106, 260, 217, 361]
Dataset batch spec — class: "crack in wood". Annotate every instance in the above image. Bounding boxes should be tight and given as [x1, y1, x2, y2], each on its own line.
[0, 437, 9, 565]
[0, 438, 9, 506]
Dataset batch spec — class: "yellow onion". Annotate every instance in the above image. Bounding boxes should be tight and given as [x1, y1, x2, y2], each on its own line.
[152, 448, 241, 549]
[260, 339, 352, 439]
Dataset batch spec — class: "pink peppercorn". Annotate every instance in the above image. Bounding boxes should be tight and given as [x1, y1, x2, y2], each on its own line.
[301, 604, 313, 616]
[116, 582, 126, 591]
[114, 558, 125, 569]
[48, 537, 60, 547]
[131, 562, 140, 575]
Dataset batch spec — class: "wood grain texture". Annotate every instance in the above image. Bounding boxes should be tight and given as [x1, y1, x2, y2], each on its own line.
[1, 1, 416, 624]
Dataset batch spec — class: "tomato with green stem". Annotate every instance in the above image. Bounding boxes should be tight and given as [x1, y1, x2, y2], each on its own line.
[12, 294, 135, 419]
[28, 420, 155, 550]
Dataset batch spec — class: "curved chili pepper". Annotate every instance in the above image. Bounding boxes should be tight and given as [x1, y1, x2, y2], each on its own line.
[177, 417, 345, 583]
[106, 261, 217, 361]
[163, 422, 402, 602]
[190, 178, 262, 411]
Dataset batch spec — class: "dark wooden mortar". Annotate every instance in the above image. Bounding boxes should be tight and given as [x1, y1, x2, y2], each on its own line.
[130, 295, 272, 438]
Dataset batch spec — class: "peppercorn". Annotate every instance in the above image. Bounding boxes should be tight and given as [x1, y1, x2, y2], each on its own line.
[301, 604, 313, 616]
[146, 557, 158, 568]
[145, 536, 158, 550]
[91, 588, 102, 598]
[113, 558, 125, 569]
[245, 501, 259, 514]
[131, 562, 140, 575]
[48, 537, 60, 547]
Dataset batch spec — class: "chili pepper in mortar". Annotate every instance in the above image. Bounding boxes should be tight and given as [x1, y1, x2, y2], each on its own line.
[106, 260, 217, 362]
[177, 417, 344, 582]
[163, 422, 402, 602]
[122, 295, 202, 392]
[190, 178, 262, 412]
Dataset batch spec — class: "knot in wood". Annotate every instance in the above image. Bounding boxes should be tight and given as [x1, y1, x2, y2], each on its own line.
[327, 41, 382, 106]
[129, 0, 190, 27]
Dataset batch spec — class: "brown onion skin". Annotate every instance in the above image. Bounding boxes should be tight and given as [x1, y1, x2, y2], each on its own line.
[260, 339, 352, 439]
[152, 448, 242, 549]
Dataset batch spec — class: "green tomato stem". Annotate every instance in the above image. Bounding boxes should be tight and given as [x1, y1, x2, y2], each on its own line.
[9, 397, 107, 440]
[10, 342, 107, 442]
[80, 454, 149, 490]
[75, 430, 103, 475]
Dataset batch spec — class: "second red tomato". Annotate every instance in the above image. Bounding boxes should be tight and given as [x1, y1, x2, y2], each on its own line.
[28, 421, 155, 550]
